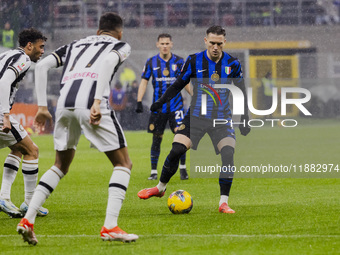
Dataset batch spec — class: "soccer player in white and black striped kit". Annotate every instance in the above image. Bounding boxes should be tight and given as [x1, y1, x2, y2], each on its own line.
[17, 13, 138, 245]
[0, 28, 47, 218]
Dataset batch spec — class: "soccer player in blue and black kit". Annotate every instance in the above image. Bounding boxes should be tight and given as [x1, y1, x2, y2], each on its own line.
[138, 26, 251, 214]
[136, 34, 190, 181]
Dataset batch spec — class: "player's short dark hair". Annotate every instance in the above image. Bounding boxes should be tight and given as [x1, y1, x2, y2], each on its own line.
[206, 26, 226, 37]
[18, 28, 47, 47]
[99, 12, 123, 32]
[157, 33, 172, 41]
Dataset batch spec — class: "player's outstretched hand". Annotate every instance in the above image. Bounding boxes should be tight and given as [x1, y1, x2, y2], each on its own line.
[2, 114, 11, 133]
[90, 99, 102, 125]
[34, 106, 53, 133]
[136, 101, 143, 113]
[239, 115, 251, 136]
[150, 101, 163, 112]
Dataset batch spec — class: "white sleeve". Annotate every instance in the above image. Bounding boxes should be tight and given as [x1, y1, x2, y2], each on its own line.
[0, 70, 17, 113]
[94, 52, 120, 100]
[35, 54, 58, 106]
[8, 54, 31, 78]
[112, 42, 131, 63]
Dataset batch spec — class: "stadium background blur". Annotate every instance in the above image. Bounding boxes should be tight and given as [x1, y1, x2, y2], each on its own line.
[1, 0, 340, 130]
[0, 2, 339, 254]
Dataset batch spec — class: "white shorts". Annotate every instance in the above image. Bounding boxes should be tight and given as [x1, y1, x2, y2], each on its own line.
[0, 114, 28, 149]
[54, 108, 127, 152]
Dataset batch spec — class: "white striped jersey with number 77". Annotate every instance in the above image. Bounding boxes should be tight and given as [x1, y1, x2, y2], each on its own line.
[50, 35, 130, 110]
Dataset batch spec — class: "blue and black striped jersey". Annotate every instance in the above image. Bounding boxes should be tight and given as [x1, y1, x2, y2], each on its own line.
[179, 50, 243, 119]
[142, 53, 184, 114]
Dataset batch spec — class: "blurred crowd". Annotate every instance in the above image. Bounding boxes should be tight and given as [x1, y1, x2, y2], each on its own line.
[0, 0, 51, 48]
[108, 67, 148, 130]
[1, 0, 339, 40]
[53, 0, 340, 29]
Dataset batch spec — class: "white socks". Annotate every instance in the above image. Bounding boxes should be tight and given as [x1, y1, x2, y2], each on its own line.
[22, 159, 39, 204]
[0, 154, 21, 200]
[25, 166, 64, 223]
[157, 182, 167, 193]
[219, 195, 229, 207]
[104, 166, 131, 229]
[150, 169, 157, 175]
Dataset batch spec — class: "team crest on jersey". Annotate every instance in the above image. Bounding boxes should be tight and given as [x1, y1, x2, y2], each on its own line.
[172, 64, 177, 71]
[211, 71, 220, 81]
[163, 68, 169, 76]
[178, 124, 186, 131]
[149, 124, 155, 131]
[225, 66, 231, 75]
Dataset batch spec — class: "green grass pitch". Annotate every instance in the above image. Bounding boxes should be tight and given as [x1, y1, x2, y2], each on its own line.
[0, 120, 339, 254]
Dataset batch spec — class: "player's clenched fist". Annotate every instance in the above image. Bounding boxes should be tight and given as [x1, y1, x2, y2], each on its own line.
[90, 100, 102, 125]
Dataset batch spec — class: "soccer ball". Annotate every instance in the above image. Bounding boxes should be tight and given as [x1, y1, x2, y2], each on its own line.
[167, 190, 193, 214]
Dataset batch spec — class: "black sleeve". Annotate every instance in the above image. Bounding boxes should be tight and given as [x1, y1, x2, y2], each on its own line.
[156, 78, 187, 105]
[156, 55, 192, 104]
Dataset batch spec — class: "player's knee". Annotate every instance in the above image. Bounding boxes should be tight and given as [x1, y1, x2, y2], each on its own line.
[221, 145, 234, 156]
[168, 142, 187, 162]
[220, 145, 234, 162]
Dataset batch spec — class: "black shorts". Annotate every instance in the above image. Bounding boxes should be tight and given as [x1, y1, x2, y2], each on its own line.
[148, 109, 185, 135]
[176, 114, 235, 155]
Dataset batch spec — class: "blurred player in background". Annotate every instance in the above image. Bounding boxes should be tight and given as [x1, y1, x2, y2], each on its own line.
[138, 26, 251, 214]
[17, 12, 138, 245]
[0, 28, 47, 218]
[136, 33, 190, 180]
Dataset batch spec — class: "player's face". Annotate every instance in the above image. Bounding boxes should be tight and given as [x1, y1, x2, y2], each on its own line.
[157, 37, 173, 56]
[204, 33, 226, 61]
[29, 39, 45, 62]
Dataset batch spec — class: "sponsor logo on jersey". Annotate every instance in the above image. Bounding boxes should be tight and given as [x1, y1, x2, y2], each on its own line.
[62, 72, 98, 83]
[155, 77, 176, 82]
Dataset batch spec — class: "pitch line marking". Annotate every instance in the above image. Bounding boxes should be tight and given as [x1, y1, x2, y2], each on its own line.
[1, 234, 339, 238]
